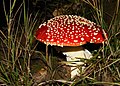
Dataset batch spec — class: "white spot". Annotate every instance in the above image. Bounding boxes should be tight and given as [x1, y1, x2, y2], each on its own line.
[57, 44, 60, 46]
[71, 35, 74, 38]
[68, 25, 71, 27]
[97, 38, 100, 40]
[94, 32, 98, 35]
[57, 32, 59, 34]
[76, 36, 79, 38]
[67, 41, 70, 43]
[70, 32, 72, 34]
[46, 39, 49, 41]
[47, 30, 50, 32]
[90, 39, 93, 43]
[39, 39, 41, 41]
[47, 36, 50, 38]
[52, 25, 56, 27]
[74, 40, 78, 42]
[60, 36, 63, 38]
[78, 28, 80, 30]
[75, 26, 78, 28]
[64, 39, 68, 42]
[86, 35, 89, 37]
[88, 27, 91, 29]
[67, 31, 69, 33]
[79, 25, 83, 27]
[81, 32, 84, 35]
[81, 38, 84, 41]
[90, 34, 93, 36]
[57, 35, 59, 37]
[76, 29, 79, 32]
[61, 24, 64, 27]
[64, 26, 66, 28]
[67, 28, 70, 30]
[72, 27, 74, 30]
[60, 28, 63, 30]
[96, 30, 99, 32]
[89, 30, 92, 32]
[50, 39, 54, 41]
[72, 22, 74, 25]
[93, 37, 96, 39]
[57, 41, 59, 43]
[93, 28, 96, 31]
[72, 31, 74, 33]
[61, 39, 64, 41]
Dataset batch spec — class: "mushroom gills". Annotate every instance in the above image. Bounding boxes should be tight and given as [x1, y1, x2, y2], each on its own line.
[63, 49, 92, 78]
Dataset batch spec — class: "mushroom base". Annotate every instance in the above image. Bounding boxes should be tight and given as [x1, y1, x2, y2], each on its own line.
[63, 49, 92, 78]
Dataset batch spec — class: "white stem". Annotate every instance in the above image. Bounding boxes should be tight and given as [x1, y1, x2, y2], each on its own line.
[63, 49, 92, 78]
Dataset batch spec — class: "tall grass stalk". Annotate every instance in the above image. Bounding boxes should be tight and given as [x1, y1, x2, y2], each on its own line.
[0, 0, 39, 85]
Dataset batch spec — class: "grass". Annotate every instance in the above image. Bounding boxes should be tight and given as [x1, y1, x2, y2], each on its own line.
[0, 0, 39, 85]
[0, 0, 120, 86]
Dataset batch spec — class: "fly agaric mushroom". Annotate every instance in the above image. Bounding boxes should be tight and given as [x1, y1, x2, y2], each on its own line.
[35, 15, 107, 78]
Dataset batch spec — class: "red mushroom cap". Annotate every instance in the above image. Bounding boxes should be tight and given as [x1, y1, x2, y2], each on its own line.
[35, 15, 107, 47]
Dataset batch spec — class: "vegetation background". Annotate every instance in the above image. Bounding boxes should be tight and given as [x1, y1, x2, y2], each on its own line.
[0, 0, 120, 86]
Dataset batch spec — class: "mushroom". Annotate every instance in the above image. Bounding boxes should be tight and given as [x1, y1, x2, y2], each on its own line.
[35, 15, 107, 78]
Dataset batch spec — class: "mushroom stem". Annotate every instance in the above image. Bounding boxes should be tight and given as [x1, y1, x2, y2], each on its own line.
[63, 49, 92, 78]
